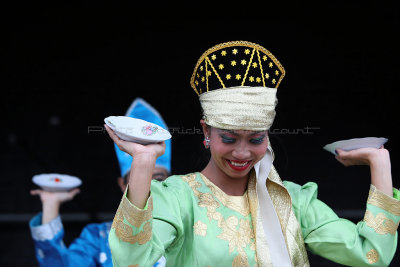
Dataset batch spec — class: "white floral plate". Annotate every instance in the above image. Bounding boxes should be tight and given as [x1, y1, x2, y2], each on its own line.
[104, 116, 171, 144]
[32, 173, 82, 192]
[323, 137, 388, 155]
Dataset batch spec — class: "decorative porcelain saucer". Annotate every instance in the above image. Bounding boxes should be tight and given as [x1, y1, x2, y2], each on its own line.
[323, 137, 388, 155]
[104, 116, 171, 144]
[32, 173, 82, 192]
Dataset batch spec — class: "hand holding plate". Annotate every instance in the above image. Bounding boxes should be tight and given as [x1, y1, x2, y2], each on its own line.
[104, 116, 171, 144]
[30, 188, 81, 205]
[335, 146, 390, 167]
[323, 137, 387, 155]
[105, 124, 166, 160]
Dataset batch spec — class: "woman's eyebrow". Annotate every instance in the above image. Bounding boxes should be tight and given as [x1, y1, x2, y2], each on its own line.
[220, 130, 266, 136]
[222, 130, 238, 136]
[251, 133, 266, 137]
[216, 129, 236, 135]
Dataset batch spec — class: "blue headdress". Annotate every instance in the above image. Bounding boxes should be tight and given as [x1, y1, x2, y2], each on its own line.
[114, 98, 172, 177]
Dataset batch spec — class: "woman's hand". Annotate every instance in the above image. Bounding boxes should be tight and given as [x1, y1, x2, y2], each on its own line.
[336, 147, 392, 196]
[30, 188, 80, 224]
[104, 124, 166, 160]
[335, 146, 390, 167]
[104, 124, 166, 208]
[30, 188, 81, 205]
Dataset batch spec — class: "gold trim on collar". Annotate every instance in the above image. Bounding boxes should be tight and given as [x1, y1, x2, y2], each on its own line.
[181, 173, 255, 265]
[199, 173, 250, 217]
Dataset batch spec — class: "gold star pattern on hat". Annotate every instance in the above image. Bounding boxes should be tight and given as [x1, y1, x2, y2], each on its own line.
[190, 41, 285, 95]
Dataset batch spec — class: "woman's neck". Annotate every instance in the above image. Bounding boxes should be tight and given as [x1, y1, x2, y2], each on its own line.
[201, 160, 249, 196]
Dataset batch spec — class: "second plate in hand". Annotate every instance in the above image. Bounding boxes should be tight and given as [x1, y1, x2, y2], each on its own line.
[104, 116, 172, 144]
[323, 137, 388, 155]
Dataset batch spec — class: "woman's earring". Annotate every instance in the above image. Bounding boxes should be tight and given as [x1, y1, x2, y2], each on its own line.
[203, 136, 210, 149]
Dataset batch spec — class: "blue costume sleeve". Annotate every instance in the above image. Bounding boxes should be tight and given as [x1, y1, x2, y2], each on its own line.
[29, 213, 111, 267]
[30, 213, 163, 267]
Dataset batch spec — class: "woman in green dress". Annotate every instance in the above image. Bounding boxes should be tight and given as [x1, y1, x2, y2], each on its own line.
[105, 41, 399, 267]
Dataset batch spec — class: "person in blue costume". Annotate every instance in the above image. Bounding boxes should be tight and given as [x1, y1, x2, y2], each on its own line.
[29, 98, 171, 267]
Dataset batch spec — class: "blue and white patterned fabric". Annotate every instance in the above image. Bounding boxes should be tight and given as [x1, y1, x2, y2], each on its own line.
[114, 98, 172, 177]
[29, 213, 165, 267]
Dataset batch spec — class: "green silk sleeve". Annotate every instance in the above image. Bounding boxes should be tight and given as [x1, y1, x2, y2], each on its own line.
[109, 176, 187, 267]
[285, 181, 400, 267]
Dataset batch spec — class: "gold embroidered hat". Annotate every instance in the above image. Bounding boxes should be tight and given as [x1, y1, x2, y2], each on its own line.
[190, 41, 285, 130]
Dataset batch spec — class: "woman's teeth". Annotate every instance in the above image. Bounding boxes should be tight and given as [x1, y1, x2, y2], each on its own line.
[229, 161, 249, 167]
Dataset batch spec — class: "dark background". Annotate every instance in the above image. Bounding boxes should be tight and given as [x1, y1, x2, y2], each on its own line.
[1, 2, 399, 266]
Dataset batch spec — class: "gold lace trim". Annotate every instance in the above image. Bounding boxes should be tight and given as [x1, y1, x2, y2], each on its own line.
[366, 249, 379, 264]
[193, 220, 207, 236]
[111, 195, 153, 245]
[112, 208, 152, 244]
[181, 173, 255, 266]
[121, 195, 153, 228]
[199, 173, 250, 217]
[364, 210, 399, 235]
[233, 254, 250, 267]
[367, 185, 400, 216]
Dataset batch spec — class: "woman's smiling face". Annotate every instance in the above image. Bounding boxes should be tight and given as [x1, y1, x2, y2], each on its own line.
[206, 126, 269, 180]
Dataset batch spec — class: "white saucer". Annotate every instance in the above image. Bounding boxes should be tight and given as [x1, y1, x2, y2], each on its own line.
[104, 116, 172, 144]
[32, 173, 82, 192]
[323, 137, 388, 155]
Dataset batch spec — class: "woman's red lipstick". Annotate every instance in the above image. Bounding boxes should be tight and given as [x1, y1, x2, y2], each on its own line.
[226, 160, 251, 171]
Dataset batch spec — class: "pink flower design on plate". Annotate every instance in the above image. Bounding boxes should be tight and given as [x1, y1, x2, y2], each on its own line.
[142, 125, 158, 136]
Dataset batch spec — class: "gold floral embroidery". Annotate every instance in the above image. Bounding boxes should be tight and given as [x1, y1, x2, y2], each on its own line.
[217, 216, 255, 257]
[193, 221, 207, 236]
[181, 174, 202, 189]
[366, 249, 379, 264]
[232, 254, 250, 267]
[198, 193, 220, 221]
[121, 195, 153, 228]
[111, 196, 152, 245]
[114, 219, 152, 245]
[200, 173, 250, 217]
[367, 185, 400, 216]
[181, 173, 255, 266]
[364, 210, 399, 235]
[111, 203, 122, 230]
